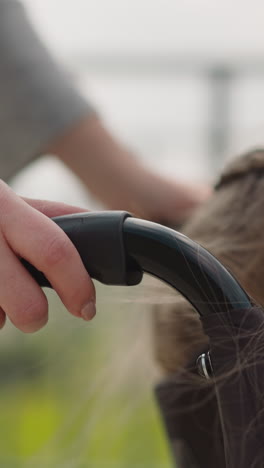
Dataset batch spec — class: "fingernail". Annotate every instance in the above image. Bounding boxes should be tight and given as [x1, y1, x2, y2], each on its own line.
[81, 301, 96, 321]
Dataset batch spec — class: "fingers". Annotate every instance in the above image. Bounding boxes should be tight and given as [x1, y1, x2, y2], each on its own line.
[0, 232, 48, 332]
[22, 198, 88, 218]
[0, 181, 96, 332]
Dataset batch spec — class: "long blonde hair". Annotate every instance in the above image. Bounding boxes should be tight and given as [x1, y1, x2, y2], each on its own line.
[153, 148, 264, 374]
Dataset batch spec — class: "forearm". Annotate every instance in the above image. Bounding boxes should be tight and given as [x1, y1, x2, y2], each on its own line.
[47, 115, 152, 214]
[47, 114, 210, 221]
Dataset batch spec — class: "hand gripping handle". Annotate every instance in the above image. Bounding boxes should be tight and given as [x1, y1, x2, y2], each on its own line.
[21, 211, 143, 287]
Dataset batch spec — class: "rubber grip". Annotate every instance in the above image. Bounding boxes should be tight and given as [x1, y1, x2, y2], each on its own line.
[21, 211, 143, 287]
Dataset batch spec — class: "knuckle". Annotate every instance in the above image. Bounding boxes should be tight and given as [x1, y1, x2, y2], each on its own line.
[16, 296, 48, 332]
[42, 234, 71, 269]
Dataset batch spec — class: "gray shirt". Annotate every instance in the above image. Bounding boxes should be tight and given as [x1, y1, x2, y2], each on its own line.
[0, 0, 95, 181]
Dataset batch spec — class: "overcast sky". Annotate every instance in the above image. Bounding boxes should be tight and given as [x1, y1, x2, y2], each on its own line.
[23, 0, 264, 60]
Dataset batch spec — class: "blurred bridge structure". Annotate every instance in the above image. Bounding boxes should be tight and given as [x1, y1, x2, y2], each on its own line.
[69, 53, 264, 173]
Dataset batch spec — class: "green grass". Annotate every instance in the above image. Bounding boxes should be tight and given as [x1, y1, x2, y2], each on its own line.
[0, 284, 173, 468]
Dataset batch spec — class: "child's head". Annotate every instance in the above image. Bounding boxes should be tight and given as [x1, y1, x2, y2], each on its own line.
[153, 148, 264, 373]
[153, 149, 264, 468]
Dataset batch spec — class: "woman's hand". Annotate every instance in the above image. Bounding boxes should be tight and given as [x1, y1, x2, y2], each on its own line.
[0, 181, 96, 332]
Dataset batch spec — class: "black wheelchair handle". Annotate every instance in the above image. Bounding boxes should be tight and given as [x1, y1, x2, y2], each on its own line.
[22, 211, 260, 468]
[22, 211, 251, 317]
[21, 211, 143, 288]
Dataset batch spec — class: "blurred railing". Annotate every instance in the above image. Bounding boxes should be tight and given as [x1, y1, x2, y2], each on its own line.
[69, 54, 264, 172]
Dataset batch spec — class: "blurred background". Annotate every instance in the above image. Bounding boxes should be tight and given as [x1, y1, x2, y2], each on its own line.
[2, 0, 264, 466]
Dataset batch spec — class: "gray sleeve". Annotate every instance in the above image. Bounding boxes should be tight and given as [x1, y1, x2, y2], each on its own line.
[0, 0, 96, 181]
